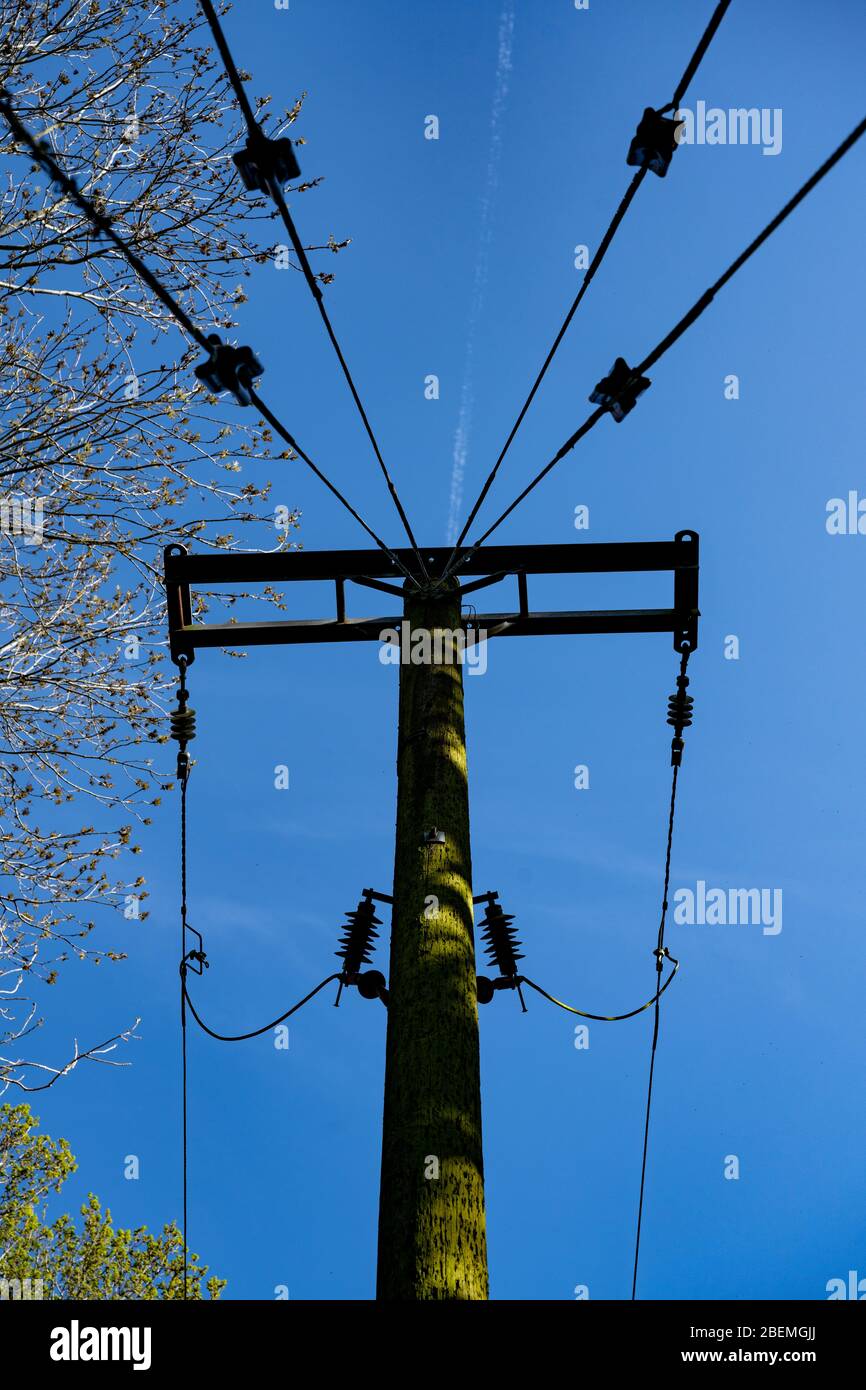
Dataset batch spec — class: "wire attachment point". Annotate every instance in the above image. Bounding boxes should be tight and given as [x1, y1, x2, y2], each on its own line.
[181, 926, 209, 976]
[194, 333, 264, 407]
[232, 132, 301, 192]
[627, 107, 684, 178]
[589, 357, 651, 422]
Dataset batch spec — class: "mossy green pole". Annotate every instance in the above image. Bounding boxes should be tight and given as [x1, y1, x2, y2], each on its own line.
[376, 580, 489, 1300]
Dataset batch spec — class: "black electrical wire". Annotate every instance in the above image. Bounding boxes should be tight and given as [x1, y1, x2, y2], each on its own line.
[198, 0, 259, 132]
[520, 950, 679, 1022]
[171, 648, 341, 1295]
[0, 90, 211, 352]
[670, 0, 732, 109]
[443, 0, 733, 574]
[178, 743, 191, 1302]
[631, 755, 681, 1301]
[181, 969, 342, 1042]
[0, 90, 415, 582]
[635, 110, 866, 378]
[196, 0, 429, 584]
[444, 168, 644, 566]
[445, 111, 866, 574]
[248, 387, 418, 587]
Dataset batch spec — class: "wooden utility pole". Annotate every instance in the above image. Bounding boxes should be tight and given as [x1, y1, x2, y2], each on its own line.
[376, 580, 488, 1300]
[164, 533, 699, 1299]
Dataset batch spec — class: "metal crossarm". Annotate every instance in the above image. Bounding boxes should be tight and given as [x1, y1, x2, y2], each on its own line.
[164, 531, 699, 664]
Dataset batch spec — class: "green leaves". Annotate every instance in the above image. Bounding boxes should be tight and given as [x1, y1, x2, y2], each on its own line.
[0, 1103, 225, 1299]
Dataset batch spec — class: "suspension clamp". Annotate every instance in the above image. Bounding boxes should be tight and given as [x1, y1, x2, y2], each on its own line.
[589, 357, 651, 422]
[194, 333, 264, 407]
[232, 131, 301, 192]
[627, 106, 684, 178]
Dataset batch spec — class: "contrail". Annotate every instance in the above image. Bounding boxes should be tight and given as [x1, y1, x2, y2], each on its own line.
[446, 1, 515, 544]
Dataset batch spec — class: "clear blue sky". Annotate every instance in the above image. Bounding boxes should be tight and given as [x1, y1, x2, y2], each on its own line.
[31, 0, 866, 1300]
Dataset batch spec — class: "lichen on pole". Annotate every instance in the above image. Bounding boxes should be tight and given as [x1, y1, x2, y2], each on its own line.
[376, 579, 489, 1300]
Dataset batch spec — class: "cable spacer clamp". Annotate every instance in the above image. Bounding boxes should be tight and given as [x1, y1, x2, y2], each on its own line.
[627, 107, 684, 178]
[194, 333, 264, 407]
[232, 132, 301, 192]
[589, 356, 651, 422]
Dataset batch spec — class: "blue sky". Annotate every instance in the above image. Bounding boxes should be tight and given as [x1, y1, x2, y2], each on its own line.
[23, 0, 866, 1300]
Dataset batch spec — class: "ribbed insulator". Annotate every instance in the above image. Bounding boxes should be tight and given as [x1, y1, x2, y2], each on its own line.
[170, 705, 196, 743]
[667, 683, 693, 731]
[479, 901, 524, 978]
[336, 899, 381, 977]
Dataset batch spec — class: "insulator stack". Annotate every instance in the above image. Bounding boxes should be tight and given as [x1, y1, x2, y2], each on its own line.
[335, 896, 381, 978]
[169, 661, 196, 780]
[170, 704, 197, 744]
[479, 898, 524, 979]
[667, 669, 694, 768]
[667, 680, 693, 733]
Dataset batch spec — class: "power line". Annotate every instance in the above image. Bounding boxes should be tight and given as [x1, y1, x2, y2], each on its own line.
[175, 659, 193, 1303]
[0, 91, 210, 352]
[444, 0, 733, 571]
[198, 0, 260, 131]
[671, 0, 732, 109]
[445, 111, 866, 575]
[248, 388, 417, 585]
[630, 641, 692, 1299]
[196, 0, 429, 583]
[631, 761, 680, 1300]
[0, 89, 417, 585]
[181, 969, 342, 1043]
[476, 642, 694, 1297]
[445, 165, 642, 561]
[169, 651, 343, 1295]
[521, 951, 679, 1022]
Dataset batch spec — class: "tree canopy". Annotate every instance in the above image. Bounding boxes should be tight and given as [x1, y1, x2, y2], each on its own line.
[0, 1101, 223, 1298]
